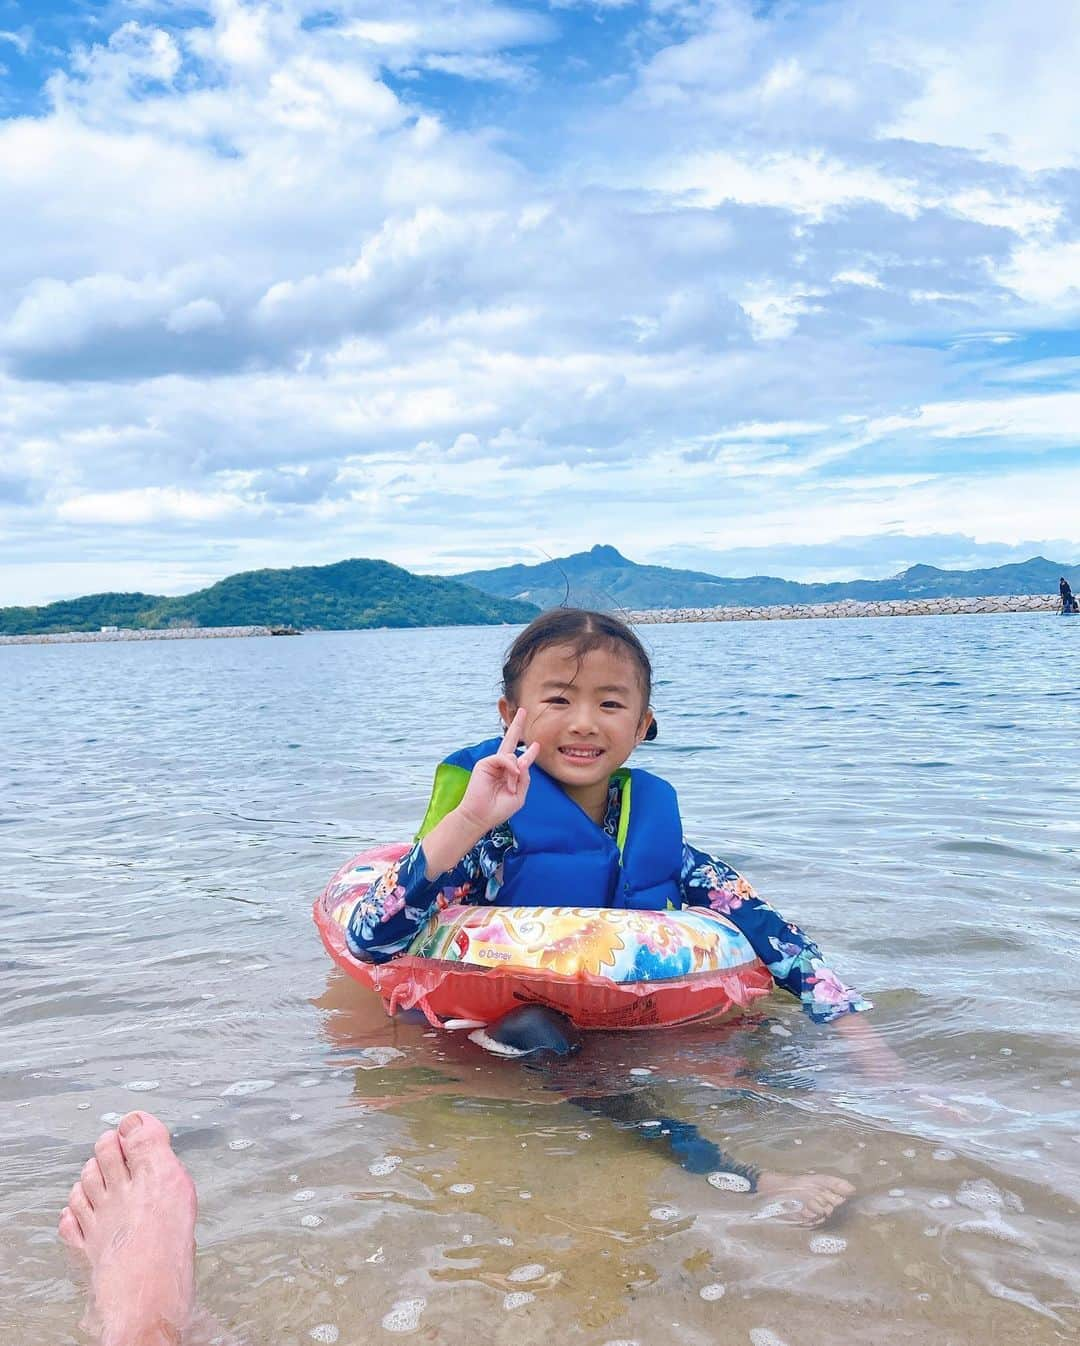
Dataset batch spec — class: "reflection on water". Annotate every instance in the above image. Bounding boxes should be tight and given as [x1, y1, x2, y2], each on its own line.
[2, 615, 1078, 1343]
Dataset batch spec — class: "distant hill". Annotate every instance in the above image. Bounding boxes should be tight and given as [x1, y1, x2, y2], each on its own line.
[0, 559, 538, 636]
[454, 544, 1080, 610]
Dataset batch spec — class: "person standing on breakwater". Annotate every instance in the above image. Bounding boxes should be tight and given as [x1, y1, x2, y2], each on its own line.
[346, 608, 900, 1223]
[1061, 577, 1078, 614]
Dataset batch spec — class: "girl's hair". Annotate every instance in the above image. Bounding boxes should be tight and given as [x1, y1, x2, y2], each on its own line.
[502, 608, 658, 738]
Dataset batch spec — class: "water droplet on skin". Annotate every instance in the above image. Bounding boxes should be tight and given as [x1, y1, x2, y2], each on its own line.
[808, 1236, 846, 1255]
[124, 1081, 160, 1092]
[369, 1155, 402, 1177]
[293, 1189, 317, 1203]
[229, 1139, 254, 1151]
[708, 1172, 752, 1193]
[301, 1214, 324, 1228]
[221, 1079, 275, 1097]
[508, 1264, 545, 1282]
[449, 1183, 474, 1195]
[503, 1292, 535, 1310]
[650, 1206, 680, 1222]
[309, 1326, 339, 1343]
[381, 1298, 425, 1333]
[700, 1283, 726, 1301]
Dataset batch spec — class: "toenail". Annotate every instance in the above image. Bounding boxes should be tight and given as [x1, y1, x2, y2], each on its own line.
[119, 1112, 143, 1135]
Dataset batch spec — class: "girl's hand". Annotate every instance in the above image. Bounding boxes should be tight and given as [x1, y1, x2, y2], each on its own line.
[457, 709, 540, 834]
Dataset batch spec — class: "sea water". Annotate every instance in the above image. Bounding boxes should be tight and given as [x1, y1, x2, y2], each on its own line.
[1, 614, 1078, 1344]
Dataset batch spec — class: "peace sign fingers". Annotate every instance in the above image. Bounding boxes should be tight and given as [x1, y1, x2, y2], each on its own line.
[498, 707, 527, 756]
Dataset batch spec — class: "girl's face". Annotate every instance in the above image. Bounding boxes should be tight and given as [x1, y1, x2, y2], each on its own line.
[497, 642, 654, 807]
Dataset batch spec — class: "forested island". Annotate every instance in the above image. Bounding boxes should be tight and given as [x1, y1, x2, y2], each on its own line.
[0, 559, 537, 636]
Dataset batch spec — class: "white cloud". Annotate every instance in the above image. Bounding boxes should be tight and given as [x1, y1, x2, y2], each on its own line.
[995, 240, 1080, 313]
[166, 299, 227, 334]
[885, 0, 1080, 171]
[56, 486, 251, 525]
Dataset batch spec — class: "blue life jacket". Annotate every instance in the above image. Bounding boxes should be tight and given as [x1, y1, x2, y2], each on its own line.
[416, 738, 684, 910]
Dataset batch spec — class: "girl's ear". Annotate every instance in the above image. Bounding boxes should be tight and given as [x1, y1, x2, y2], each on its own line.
[637, 708, 655, 744]
[497, 695, 513, 731]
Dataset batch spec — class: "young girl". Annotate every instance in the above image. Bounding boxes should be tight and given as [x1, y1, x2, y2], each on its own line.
[345, 609, 889, 1224]
[347, 607, 871, 1029]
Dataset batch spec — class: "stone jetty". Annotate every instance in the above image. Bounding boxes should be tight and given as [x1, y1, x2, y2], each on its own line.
[0, 625, 298, 646]
[626, 593, 1059, 625]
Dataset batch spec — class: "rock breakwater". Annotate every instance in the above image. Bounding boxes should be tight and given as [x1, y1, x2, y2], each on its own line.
[0, 625, 296, 646]
[626, 594, 1059, 625]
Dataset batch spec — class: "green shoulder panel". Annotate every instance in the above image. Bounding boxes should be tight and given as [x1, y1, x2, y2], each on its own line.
[613, 767, 632, 856]
[416, 762, 472, 841]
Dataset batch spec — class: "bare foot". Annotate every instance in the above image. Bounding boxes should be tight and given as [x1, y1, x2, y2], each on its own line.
[58, 1112, 197, 1346]
[757, 1170, 854, 1226]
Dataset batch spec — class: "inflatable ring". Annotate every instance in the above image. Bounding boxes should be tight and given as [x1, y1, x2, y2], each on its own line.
[315, 846, 773, 1030]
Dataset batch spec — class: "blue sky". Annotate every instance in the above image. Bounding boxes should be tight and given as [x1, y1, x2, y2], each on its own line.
[2, 0, 1079, 604]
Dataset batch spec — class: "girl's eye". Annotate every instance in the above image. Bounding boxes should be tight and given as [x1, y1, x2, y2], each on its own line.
[601, 701, 626, 710]
[544, 696, 569, 705]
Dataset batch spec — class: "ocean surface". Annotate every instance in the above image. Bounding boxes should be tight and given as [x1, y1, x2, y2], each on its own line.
[2, 614, 1078, 1346]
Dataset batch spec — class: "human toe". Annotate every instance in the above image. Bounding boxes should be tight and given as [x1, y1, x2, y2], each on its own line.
[94, 1129, 128, 1189]
[116, 1112, 171, 1171]
[68, 1180, 93, 1229]
[58, 1206, 84, 1248]
[80, 1158, 106, 1208]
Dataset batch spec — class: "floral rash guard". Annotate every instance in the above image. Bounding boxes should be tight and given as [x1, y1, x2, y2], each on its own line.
[346, 779, 871, 1025]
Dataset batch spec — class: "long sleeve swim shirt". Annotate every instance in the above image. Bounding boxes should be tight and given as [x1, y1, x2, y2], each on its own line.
[345, 779, 870, 1026]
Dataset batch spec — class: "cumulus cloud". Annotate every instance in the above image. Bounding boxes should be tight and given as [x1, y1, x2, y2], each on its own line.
[2, 0, 1080, 602]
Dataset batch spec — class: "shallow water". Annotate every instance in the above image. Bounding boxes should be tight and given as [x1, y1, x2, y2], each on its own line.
[2, 614, 1078, 1345]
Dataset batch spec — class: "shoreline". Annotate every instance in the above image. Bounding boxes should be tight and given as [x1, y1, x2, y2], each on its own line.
[0, 625, 297, 646]
[0, 594, 1064, 644]
[625, 593, 1059, 623]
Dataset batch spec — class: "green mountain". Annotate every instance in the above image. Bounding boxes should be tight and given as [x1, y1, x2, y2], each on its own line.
[454, 545, 1080, 610]
[0, 559, 538, 636]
